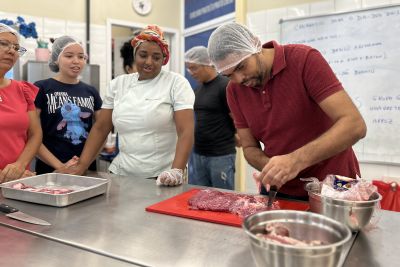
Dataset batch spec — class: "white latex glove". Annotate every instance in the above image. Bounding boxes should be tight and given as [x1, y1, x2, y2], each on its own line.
[156, 168, 183, 186]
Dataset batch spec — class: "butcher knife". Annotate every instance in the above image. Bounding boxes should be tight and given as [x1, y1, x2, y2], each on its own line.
[0, 203, 51, 226]
[267, 185, 278, 210]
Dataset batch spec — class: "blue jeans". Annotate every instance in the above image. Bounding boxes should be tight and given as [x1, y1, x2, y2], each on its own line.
[189, 152, 236, 190]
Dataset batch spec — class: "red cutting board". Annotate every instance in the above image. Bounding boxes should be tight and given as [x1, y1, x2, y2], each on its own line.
[145, 189, 309, 228]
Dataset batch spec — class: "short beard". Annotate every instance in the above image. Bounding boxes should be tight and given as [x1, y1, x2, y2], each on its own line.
[241, 53, 266, 88]
[254, 53, 266, 87]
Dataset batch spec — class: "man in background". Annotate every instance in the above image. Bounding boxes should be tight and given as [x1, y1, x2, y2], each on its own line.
[185, 46, 239, 190]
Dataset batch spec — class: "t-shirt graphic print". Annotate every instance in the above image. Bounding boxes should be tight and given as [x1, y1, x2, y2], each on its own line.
[57, 101, 91, 144]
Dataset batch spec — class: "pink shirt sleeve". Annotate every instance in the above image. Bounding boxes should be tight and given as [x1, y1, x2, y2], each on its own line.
[20, 81, 39, 111]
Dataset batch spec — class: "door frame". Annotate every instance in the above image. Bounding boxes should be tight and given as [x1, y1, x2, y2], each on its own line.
[106, 19, 180, 85]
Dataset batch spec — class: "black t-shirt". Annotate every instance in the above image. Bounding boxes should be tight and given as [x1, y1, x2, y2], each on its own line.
[194, 75, 236, 156]
[34, 78, 102, 173]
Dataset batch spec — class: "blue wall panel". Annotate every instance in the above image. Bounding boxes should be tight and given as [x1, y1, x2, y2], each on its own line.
[185, 0, 235, 28]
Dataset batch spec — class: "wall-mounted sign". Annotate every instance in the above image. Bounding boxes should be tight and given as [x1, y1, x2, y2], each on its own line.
[185, 0, 235, 28]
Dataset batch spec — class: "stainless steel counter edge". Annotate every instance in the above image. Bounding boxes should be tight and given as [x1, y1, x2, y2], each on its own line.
[1, 172, 399, 266]
[0, 224, 141, 267]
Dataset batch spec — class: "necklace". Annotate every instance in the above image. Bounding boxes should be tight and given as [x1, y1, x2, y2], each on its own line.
[0, 90, 5, 103]
[0, 79, 11, 103]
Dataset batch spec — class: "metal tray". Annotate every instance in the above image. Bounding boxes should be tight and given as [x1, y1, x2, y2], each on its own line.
[0, 173, 109, 207]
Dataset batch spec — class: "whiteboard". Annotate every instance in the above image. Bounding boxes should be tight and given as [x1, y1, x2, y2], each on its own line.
[280, 5, 400, 164]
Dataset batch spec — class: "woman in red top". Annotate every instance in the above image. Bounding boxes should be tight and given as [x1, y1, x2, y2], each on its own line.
[0, 23, 42, 183]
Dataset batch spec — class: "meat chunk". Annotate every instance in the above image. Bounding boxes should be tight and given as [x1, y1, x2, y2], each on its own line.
[257, 223, 325, 246]
[265, 222, 290, 237]
[188, 189, 280, 218]
[10, 182, 75, 194]
[188, 189, 237, 212]
[11, 183, 34, 190]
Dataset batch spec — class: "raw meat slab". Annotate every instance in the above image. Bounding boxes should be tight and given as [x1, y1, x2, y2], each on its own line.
[146, 189, 309, 227]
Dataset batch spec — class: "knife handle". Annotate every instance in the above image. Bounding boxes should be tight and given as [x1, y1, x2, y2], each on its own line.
[269, 185, 278, 192]
[0, 204, 19, 214]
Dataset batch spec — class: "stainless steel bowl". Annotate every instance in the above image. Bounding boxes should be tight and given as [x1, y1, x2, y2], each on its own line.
[305, 182, 382, 232]
[243, 210, 351, 267]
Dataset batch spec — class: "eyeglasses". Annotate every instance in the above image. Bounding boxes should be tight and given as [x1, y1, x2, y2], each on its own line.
[0, 39, 27, 56]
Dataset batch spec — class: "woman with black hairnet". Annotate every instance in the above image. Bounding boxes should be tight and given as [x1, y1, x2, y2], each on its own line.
[120, 40, 136, 74]
[34, 35, 102, 174]
[0, 23, 42, 182]
[120, 29, 141, 74]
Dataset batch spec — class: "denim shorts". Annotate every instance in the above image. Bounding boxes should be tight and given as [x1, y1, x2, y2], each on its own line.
[189, 152, 236, 190]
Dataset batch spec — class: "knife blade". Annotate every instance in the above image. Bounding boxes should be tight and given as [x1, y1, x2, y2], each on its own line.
[0, 203, 51, 226]
[266, 185, 278, 209]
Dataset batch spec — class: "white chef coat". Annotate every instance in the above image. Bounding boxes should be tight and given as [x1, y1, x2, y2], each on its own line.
[102, 70, 194, 178]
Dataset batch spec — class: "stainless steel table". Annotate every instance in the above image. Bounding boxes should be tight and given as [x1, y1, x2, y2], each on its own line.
[343, 209, 400, 267]
[0, 225, 139, 267]
[0, 172, 399, 266]
[0, 173, 254, 267]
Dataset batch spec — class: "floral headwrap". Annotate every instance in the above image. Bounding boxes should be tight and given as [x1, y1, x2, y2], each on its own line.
[131, 25, 169, 65]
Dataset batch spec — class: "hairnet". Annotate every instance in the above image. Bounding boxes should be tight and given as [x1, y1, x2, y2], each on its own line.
[0, 23, 19, 39]
[49, 35, 84, 72]
[131, 25, 169, 65]
[207, 22, 262, 73]
[184, 46, 212, 66]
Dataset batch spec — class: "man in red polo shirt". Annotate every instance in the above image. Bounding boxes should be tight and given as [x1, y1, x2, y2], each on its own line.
[207, 22, 367, 199]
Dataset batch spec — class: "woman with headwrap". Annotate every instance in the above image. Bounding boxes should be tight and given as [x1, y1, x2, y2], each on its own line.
[61, 25, 195, 186]
[0, 23, 42, 183]
[33, 36, 103, 174]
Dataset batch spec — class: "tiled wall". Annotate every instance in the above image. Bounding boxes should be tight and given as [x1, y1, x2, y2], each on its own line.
[245, 0, 400, 193]
[0, 11, 107, 96]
